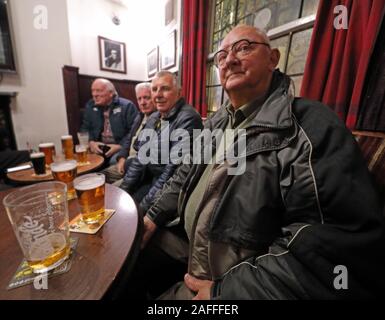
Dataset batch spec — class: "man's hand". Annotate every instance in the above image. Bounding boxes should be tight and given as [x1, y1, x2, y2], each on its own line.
[141, 216, 157, 249]
[184, 274, 213, 300]
[116, 157, 126, 175]
[89, 141, 103, 155]
[105, 144, 121, 157]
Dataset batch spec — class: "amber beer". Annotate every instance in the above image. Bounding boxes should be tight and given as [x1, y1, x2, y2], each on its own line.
[39, 142, 56, 165]
[28, 233, 70, 273]
[61, 135, 74, 159]
[50, 160, 78, 199]
[74, 173, 105, 224]
[75, 145, 88, 163]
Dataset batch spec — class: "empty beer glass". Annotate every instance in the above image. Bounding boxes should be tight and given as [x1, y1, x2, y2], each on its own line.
[50, 160, 78, 200]
[39, 142, 56, 166]
[3, 181, 71, 273]
[74, 173, 105, 224]
[61, 135, 74, 160]
[30, 152, 46, 175]
[77, 131, 89, 148]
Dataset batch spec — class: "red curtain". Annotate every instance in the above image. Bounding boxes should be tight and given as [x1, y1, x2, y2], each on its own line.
[300, 0, 385, 129]
[181, 0, 210, 117]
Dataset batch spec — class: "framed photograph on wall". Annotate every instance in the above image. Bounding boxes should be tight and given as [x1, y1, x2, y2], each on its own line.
[165, 0, 175, 26]
[147, 47, 158, 78]
[98, 36, 126, 74]
[159, 30, 176, 70]
[0, 0, 16, 73]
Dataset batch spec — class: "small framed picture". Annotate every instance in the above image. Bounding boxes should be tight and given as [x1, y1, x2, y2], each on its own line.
[165, 0, 176, 26]
[98, 36, 126, 74]
[159, 30, 176, 70]
[147, 47, 159, 78]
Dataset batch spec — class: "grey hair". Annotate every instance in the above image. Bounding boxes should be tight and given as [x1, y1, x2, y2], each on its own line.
[154, 71, 180, 89]
[135, 82, 152, 94]
[93, 78, 117, 95]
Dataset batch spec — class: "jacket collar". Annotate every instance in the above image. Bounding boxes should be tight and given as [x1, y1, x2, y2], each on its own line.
[209, 70, 294, 131]
[161, 98, 186, 120]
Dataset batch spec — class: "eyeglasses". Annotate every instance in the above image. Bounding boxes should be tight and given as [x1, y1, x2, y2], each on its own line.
[213, 39, 270, 68]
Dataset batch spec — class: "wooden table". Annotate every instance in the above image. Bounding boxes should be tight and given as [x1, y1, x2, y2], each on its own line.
[0, 184, 142, 300]
[6, 154, 104, 184]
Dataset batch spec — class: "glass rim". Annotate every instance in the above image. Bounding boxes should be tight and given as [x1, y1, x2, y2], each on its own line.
[74, 172, 105, 186]
[2, 181, 68, 208]
[50, 159, 78, 172]
[39, 142, 55, 147]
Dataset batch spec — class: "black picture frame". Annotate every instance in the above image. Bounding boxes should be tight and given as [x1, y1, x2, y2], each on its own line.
[147, 47, 158, 78]
[160, 30, 176, 70]
[98, 36, 127, 74]
[0, 0, 16, 73]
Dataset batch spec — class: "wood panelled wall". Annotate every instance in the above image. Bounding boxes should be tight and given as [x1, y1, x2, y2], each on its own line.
[62, 65, 140, 143]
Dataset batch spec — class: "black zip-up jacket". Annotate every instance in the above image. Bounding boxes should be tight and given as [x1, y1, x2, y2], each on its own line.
[147, 71, 385, 299]
[121, 98, 203, 212]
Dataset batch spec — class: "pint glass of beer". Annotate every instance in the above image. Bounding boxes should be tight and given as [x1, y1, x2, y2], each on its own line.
[3, 181, 71, 273]
[74, 173, 105, 224]
[39, 142, 56, 166]
[30, 152, 46, 175]
[61, 135, 74, 160]
[50, 160, 78, 199]
[75, 145, 88, 164]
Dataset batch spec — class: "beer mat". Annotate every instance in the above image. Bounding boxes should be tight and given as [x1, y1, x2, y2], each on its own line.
[77, 161, 91, 167]
[31, 170, 51, 178]
[7, 237, 79, 290]
[68, 209, 115, 234]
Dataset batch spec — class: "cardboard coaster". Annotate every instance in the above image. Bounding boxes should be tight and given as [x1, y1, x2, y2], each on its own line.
[7, 237, 79, 290]
[77, 161, 91, 167]
[31, 170, 51, 178]
[68, 209, 115, 234]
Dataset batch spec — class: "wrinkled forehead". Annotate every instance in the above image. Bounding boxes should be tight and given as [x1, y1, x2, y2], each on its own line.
[152, 75, 174, 87]
[220, 26, 268, 50]
[92, 81, 107, 91]
[137, 87, 151, 96]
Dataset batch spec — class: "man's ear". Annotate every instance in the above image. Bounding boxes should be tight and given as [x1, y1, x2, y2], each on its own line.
[269, 48, 280, 71]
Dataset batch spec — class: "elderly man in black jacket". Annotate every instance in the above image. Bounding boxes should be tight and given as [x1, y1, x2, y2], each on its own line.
[119, 71, 203, 212]
[126, 25, 385, 300]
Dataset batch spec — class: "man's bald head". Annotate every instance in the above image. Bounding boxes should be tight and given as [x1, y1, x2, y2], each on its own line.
[216, 24, 280, 108]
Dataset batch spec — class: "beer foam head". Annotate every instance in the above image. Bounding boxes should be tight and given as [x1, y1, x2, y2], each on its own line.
[61, 135, 72, 140]
[74, 174, 105, 190]
[30, 152, 45, 158]
[50, 160, 77, 172]
[39, 142, 54, 148]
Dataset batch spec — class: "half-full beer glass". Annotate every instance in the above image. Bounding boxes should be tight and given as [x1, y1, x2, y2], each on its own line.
[74, 173, 105, 224]
[61, 135, 74, 160]
[3, 182, 70, 273]
[39, 142, 56, 166]
[50, 160, 78, 199]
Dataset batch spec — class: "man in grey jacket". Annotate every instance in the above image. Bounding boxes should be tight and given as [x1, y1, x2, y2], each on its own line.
[126, 25, 385, 300]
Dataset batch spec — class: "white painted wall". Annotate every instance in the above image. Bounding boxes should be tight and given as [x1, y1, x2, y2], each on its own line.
[0, 0, 72, 151]
[0, 0, 183, 150]
[66, 0, 167, 81]
[66, 0, 181, 81]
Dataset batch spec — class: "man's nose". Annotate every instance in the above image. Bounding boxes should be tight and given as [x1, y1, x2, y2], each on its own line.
[224, 50, 239, 67]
